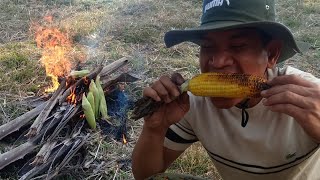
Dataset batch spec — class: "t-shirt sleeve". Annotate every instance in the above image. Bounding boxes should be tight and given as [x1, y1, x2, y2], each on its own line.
[164, 111, 198, 151]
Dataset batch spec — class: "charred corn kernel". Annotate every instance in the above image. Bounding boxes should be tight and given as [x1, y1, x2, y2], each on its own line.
[87, 92, 95, 115]
[82, 94, 96, 130]
[89, 80, 100, 118]
[70, 70, 90, 77]
[182, 73, 269, 98]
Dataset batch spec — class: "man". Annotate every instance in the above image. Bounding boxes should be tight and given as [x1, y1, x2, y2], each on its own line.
[132, 0, 320, 179]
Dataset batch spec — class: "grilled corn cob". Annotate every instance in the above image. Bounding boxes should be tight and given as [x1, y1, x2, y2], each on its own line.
[180, 72, 270, 98]
[131, 72, 270, 120]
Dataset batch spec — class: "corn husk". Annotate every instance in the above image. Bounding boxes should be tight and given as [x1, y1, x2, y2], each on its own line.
[82, 94, 96, 130]
[99, 93, 108, 120]
[70, 70, 90, 78]
[96, 76, 109, 119]
[89, 80, 100, 118]
[86, 92, 95, 116]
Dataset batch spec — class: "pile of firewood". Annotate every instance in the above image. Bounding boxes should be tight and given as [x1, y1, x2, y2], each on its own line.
[0, 57, 138, 179]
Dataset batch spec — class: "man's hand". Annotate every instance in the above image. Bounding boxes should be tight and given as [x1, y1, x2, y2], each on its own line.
[261, 75, 320, 143]
[132, 73, 189, 180]
[142, 73, 190, 130]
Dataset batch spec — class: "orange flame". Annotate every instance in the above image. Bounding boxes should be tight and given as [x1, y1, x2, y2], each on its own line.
[66, 87, 77, 104]
[35, 17, 73, 92]
[122, 134, 127, 144]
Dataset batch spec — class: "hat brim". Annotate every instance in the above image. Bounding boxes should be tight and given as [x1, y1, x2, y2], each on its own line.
[164, 21, 310, 63]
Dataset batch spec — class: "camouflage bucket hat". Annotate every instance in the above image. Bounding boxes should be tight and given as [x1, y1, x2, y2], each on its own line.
[164, 0, 310, 63]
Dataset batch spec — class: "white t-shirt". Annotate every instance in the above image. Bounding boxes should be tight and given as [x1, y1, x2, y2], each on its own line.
[164, 66, 320, 180]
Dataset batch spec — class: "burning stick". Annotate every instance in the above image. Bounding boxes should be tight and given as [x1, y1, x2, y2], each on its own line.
[26, 79, 67, 138]
[59, 66, 103, 105]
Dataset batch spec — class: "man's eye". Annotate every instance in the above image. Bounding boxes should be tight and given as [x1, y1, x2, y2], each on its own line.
[230, 44, 248, 51]
[230, 44, 247, 49]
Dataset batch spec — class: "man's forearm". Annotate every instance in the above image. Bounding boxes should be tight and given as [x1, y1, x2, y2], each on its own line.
[132, 125, 168, 180]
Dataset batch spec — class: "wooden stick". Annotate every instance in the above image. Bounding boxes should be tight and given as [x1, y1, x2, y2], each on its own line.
[0, 102, 47, 140]
[30, 141, 57, 166]
[99, 57, 129, 78]
[26, 79, 66, 138]
[0, 141, 37, 170]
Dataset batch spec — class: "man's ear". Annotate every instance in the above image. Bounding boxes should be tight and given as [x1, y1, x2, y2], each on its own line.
[265, 40, 283, 68]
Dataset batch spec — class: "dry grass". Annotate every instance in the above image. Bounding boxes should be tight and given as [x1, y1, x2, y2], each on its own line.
[0, 0, 319, 179]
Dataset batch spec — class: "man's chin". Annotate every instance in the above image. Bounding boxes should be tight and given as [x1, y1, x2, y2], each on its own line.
[209, 97, 243, 109]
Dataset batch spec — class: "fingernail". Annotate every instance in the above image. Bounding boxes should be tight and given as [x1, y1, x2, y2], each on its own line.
[261, 90, 267, 95]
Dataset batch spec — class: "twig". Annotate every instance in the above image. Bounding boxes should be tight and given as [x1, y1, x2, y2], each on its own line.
[112, 165, 119, 180]
[0, 103, 8, 120]
[94, 139, 102, 160]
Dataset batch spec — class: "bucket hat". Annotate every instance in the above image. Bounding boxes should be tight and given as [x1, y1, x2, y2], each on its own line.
[164, 0, 309, 63]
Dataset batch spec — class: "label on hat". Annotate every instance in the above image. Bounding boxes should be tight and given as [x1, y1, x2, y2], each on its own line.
[204, 0, 230, 13]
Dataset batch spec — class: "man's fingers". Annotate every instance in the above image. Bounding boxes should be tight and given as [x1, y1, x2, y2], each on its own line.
[143, 87, 161, 101]
[159, 76, 181, 98]
[261, 84, 312, 98]
[268, 74, 316, 87]
[144, 75, 181, 103]
[262, 91, 310, 109]
[267, 103, 305, 122]
[171, 73, 185, 86]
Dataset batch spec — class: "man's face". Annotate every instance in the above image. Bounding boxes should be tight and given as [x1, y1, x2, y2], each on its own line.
[199, 28, 277, 108]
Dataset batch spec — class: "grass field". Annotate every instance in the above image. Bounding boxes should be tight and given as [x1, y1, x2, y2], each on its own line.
[0, 0, 319, 179]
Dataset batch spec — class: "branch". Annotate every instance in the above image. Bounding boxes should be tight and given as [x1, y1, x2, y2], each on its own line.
[99, 57, 129, 78]
[0, 102, 47, 140]
[0, 141, 37, 170]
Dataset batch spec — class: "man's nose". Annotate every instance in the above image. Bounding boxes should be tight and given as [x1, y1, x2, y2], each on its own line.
[208, 50, 234, 68]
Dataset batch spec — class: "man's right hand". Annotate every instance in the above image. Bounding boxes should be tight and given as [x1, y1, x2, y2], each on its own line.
[142, 73, 190, 130]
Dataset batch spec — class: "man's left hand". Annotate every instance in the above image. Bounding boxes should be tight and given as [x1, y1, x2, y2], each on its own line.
[261, 75, 320, 143]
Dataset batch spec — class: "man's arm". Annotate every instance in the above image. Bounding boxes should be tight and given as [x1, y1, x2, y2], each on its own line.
[132, 74, 189, 180]
[132, 125, 184, 180]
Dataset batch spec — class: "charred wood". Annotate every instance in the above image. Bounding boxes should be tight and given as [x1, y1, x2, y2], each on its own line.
[26, 79, 66, 138]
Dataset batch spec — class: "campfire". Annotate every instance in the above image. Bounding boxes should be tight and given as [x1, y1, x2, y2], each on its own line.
[0, 19, 139, 179]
